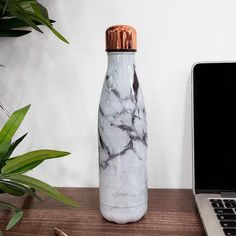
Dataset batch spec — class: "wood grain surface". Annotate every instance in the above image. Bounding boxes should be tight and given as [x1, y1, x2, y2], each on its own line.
[0, 188, 205, 236]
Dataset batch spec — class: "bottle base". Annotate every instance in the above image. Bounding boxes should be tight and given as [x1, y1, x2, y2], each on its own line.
[100, 202, 147, 224]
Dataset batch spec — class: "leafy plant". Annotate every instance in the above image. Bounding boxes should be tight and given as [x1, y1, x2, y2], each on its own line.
[0, 105, 79, 233]
[0, 0, 68, 43]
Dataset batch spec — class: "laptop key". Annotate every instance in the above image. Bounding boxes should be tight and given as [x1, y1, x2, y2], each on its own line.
[231, 203, 236, 208]
[210, 199, 222, 203]
[218, 215, 236, 220]
[215, 209, 234, 214]
[212, 202, 225, 208]
[225, 202, 235, 208]
[221, 221, 236, 227]
[223, 228, 236, 235]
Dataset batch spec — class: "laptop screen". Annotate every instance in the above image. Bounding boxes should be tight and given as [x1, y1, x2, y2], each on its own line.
[193, 63, 236, 193]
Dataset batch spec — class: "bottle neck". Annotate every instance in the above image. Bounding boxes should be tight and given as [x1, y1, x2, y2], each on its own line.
[107, 52, 135, 69]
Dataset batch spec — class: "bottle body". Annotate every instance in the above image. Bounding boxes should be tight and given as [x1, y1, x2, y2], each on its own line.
[98, 52, 148, 224]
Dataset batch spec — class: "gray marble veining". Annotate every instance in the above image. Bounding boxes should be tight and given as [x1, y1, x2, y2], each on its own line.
[98, 52, 148, 223]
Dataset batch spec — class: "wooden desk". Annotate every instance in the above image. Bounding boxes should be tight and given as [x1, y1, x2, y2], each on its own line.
[0, 188, 205, 235]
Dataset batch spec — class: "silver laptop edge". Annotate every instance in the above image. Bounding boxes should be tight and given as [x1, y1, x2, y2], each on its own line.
[191, 62, 234, 236]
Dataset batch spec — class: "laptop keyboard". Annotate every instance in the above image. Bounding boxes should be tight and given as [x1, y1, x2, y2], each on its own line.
[210, 198, 236, 235]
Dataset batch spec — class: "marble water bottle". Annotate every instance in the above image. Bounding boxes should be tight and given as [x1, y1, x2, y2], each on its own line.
[98, 25, 148, 224]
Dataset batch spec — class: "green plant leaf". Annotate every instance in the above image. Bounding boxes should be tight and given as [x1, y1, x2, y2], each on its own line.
[0, 200, 23, 231]
[0, 133, 27, 168]
[30, 2, 42, 18]
[50, 26, 69, 44]
[0, 182, 25, 196]
[6, 160, 43, 175]
[0, 104, 30, 145]
[5, 0, 43, 33]
[0, 200, 20, 211]
[0, 179, 41, 199]
[2, 149, 70, 175]
[0, 229, 3, 236]
[3, 133, 27, 158]
[0, 140, 11, 161]
[6, 210, 23, 231]
[23, 10, 69, 43]
[37, 3, 48, 19]
[0, 18, 55, 29]
[7, 175, 79, 207]
[2, 0, 10, 15]
[0, 0, 68, 43]
[0, 29, 31, 36]
[0, 105, 30, 161]
[0, 18, 25, 29]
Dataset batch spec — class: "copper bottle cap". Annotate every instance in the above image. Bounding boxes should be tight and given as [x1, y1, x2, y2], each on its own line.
[106, 25, 137, 52]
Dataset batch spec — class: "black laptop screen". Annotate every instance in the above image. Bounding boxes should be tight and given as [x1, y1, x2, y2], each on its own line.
[194, 63, 236, 193]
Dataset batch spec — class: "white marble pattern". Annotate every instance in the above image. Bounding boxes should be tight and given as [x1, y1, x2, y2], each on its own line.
[98, 52, 148, 223]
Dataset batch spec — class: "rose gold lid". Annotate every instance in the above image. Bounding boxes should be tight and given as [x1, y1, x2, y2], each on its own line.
[106, 25, 137, 52]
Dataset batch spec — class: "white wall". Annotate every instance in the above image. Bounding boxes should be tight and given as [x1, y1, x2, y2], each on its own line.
[1, 0, 236, 188]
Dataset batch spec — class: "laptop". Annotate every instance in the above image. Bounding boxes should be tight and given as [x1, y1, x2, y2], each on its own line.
[192, 62, 236, 236]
